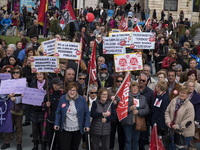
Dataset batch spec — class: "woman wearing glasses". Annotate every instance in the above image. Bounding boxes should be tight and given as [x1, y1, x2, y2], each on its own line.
[1, 65, 12, 74]
[0, 66, 24, 150]
[120, 82, 149, 150]
[54, 82, 90, 150]
[108, 75, 125, 150]
[90, 88, 116, 150]
[161, 49, 177, 69]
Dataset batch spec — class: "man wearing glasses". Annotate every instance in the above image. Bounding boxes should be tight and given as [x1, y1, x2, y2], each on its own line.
[78, 73, 87, 91]
[138, 74, 154, 150]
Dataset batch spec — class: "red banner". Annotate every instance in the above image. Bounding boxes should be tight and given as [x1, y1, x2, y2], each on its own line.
[118, 15, 128, 32]
[133, 25, 141, 32]
[116, 72, 130, 121]
[88, 40, 97, 85]
[145, 18, 151, 30]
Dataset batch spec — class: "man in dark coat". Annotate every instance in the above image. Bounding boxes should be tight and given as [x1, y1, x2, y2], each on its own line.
[28, 20, 38, 39]
[97, 64, 113, 89]
[138, 74, 154, 150]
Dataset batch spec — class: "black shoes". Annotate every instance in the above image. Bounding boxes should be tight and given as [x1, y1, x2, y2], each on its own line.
[1, 143, 10, 149]
[17, 144, 22, 150]
[22, 122, 31, 126]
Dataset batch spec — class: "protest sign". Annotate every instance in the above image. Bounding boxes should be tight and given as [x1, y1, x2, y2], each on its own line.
[54, 41, 81, 60]
[103, 37, 126, 54]
[111, 29, 122, 32]
[30, 56, 60, 73]
[131, 32, 155, 49]
[109, 32, 132, 47]
[0, 73, 12, 80]
[0, 78, 26, 94]
[41, 39, 57, 56]
[22, 87, 47, 106]
[114, 52, 143, 72]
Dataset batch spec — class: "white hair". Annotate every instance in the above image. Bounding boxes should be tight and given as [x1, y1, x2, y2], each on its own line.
[8, 44, 16, 51]
[89, 85, 97, 91]
[140, 74, 148, 81]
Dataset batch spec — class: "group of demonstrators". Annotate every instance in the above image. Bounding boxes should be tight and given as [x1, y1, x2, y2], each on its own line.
[0, 1, 200, 150]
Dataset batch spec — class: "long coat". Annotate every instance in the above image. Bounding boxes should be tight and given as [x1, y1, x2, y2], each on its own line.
[190, 90, 200, 120]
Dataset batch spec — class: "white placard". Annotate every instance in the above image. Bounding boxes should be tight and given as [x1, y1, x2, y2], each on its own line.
[41, 39, 57, 56]
[131, 32, 155, 49]
[30, 56, 60, 73]
[103, 37, 126, 54]
[114, 52, 143, 72]
[54, 41, 81, 60]
[109, 32, 132, 47]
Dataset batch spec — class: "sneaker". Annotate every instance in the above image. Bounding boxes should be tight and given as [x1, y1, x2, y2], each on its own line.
[17, 144, 22, 150]
[1, 143, 10, 149]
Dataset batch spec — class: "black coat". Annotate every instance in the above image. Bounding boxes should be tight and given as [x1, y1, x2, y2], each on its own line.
[22, 66, 34, 87]
[0, 56, 22, 68]
[28, 25, 38, 38]
[42, 89, 66, 122]
[29, 78, 51, 123]
[97, 75, 113, 89]
[151, 92, 170, 129]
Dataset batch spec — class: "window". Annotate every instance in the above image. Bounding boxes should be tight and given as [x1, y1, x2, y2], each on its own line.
[164, 0, 178, 11]
[193, 0, 200, 12]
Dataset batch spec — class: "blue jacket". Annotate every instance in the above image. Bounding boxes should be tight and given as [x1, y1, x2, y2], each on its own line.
[1, 18, 12, 26]
[107, 10, 113, 17]
[54, 94, 90, 135]
[17, 49, 26, 63]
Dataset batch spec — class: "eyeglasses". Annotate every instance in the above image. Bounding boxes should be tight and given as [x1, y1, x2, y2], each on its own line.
[139, 79, 146, 82]
[90, 92, 97, 94]
[13, 71, 20, 74]
[176, 70, 181, 72]
[173, 53, 177, 55]
[4, 70, 11, 73]
[172, 65, 177, 67]
[79, 78, 85, 80]
[69, 89, 76, 92]
[116, 80, 123, 83]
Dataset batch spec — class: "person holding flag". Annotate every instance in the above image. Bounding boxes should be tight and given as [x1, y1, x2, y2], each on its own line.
[90, 88, 116, 150]
[120, 82, 149, 150]
[108, 75, 125, 150]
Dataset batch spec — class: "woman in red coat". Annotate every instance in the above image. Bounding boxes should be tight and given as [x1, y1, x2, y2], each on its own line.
[10, 15, 18, 36]
[161, 49, 177, 69]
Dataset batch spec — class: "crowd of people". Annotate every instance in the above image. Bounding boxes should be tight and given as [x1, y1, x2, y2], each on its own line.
[0, 1, 200, 150]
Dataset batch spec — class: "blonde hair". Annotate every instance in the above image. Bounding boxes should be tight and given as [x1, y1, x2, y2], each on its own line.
[157, 81, 167, 91]
[167, 49, 176, 58]
[156, 70, 167, 78]
[179, 86, 190, 94]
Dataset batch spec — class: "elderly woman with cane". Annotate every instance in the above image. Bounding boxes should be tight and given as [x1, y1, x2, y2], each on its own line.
[90, 87, 116, 150]
[54, 82, 90, 150]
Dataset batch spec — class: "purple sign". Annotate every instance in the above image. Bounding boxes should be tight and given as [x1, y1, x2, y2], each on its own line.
[0, 78, 26, 94]
[0, 73, 12, 80]
[22, 87, 46, 106]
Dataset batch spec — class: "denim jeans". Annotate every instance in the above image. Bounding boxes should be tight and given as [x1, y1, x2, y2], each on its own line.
[123, 124, 141, 150]
[179, 136, 192, 150]
[0, 24, 10, 36]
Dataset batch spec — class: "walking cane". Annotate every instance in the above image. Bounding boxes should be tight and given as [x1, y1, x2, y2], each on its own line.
[50, 128, 58, 150]
[87, 132, 91, 150]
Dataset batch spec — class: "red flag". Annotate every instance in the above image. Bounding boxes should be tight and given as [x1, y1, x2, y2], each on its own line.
[149, 124, 165, 150]
[119, 15, 128, 31]
[116, 72, 130, 121]
[133, 25, 141, 32]
[88, 40, 97, 85]
[145, 18, 151, 30]
[60, 0, 76, 30]
[38, 0, 48, 26]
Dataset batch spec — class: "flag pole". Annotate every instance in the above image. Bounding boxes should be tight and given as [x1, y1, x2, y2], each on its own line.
[76, 60, 80, 81]
[86, 66, 91, 98]
[45, 73, 50, 114]
[64, 59, 68, 91]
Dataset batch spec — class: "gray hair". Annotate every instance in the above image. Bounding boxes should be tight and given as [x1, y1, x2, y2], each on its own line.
[25, 43, 33, 49]
[33, 20, 37, 24]
[174, 64, 182, 70]
[140, 73, 148, 81]
[78, 72, 86, 77]
[143, 64, 151, 71]
[8, 44, 16, 51]
[89, 85, 97, 91]
[98, 56, 105, 63]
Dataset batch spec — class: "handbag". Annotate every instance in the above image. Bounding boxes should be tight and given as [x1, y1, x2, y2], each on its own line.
[174, 132, 187, 149]
[135, 115, 146, 131]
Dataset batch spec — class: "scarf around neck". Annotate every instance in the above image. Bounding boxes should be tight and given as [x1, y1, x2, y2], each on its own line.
[37, 80, 45, 90]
